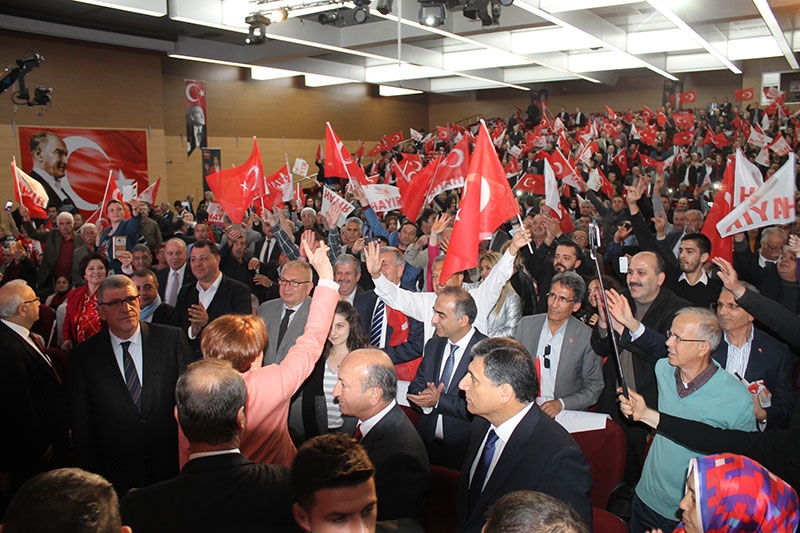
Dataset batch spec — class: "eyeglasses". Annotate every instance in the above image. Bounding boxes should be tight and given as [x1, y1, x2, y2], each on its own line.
[99, 295, 140, 308]
[278, 277, 311, 288]
[22, 297, 40, 305]
[547, 292, 575, 304]
[666, 330, 706, 344]
[540, 345, 552, 369]
[712, 301, 740, 312]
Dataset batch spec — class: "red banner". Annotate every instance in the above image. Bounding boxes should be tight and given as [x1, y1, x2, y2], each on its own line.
[18, 127, 149, 219]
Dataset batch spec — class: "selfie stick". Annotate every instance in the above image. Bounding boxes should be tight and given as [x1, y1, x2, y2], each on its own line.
[588, 222, 629, 400]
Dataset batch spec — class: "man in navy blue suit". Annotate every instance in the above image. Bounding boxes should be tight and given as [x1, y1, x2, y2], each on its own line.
[407, 286, 485, 469]
[456, 338, 592, 532]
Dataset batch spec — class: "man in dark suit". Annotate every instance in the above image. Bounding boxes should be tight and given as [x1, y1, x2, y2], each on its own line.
[69, 275, 190, 496]
[334, 349, 430, 523]
[259, 260, 314, 366]
[156, 238, 195, 307]
[713, 287, 793, 430]
[131, 269, 174, 325]
[516, 272, 603, 418]
[456, 338, 592, 532]
[173, 241, 251, 361]
[407, 286, 484, 469]
[357, 246, 425, 376]
[250, 225, 282, 302]
[573, 107, 587, 128]
[120, 359, 296, 532]
[27, 131, 70, 210]
[0, 280, 70, 518]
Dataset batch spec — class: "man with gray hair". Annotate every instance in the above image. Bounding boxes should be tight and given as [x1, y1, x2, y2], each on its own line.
[334, 348, 430, 523]
[516, 272, 603, 418]
[603, 300, 757, 532]
[20, 207, 84, 295]
[120, 359, 295, 532]
[334, 253, 363, 303]
[0, 280, 70, 515]
[70, 275, 190, 495]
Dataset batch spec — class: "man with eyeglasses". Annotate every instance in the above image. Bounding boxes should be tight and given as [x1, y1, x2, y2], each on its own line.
[600, 303, 755, 533]
[0, 280, 70, 515]
[258, 260, 315, 367]
[516, 272, 603, 419]
[69, 275, 190, 496]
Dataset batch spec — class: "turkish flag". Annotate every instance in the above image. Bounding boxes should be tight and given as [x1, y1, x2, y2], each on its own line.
[514, 173, 545, 194]
[734, 88, 754, 102]
[425, 134, 471, 203]
[657, 110, 668, 128]
[547, 148, 575, 180]
[673, 131, 695, 146]
[206, 138, 265, 224]
[701, 155, 735, 262]
[557, 130, 571, 154]
[355, 139, 366, 159]
[384, 130, 404, 149]
[639, 128, 657, 147]
[397, 156, 441, 222]
[12, 159, 48, 219]
[491, 123, 506, 147]
[577, 141, 598, 165]
[395, 152, 423, 198]
[605, 105, 617, 120]
[315, 143, 322, 162]
[642, 106, 654, 124]
[639, 154, 658, 168]
[599, 168, 615, 199]
[679, 90, 697, 105]
[603, 122, 618, 138]
[613, 150, 629, 176]
[449, 124, 462, 140]
[624, 108, 634, 124]
[504, 157, 520, 179]
[325, 122, 368, 185]
[436, 126, 450, 141]
[673, 113, 696, 130]
[440, 121, 519, 283]
[544, 160, 575, 234]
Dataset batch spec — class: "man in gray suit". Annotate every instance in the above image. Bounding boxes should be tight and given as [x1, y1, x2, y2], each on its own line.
[259, 260, 313, 366]
[516, 272, 603, 418]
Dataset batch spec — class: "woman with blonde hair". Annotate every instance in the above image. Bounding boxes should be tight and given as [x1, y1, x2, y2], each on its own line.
[479, 250, 522, 337]
[177, 241, 339, 468]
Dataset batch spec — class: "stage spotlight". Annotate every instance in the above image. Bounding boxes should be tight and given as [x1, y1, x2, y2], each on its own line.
[376, 0, 393, 15]
[418, 2, 446, 27]
[318, 10, 339, 24]
[353, 6, 369, 23]
[245, 12, 270, 44]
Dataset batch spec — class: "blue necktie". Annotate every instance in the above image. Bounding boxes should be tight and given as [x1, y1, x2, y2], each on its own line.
[369, 300, 385, 347]
[469, 429, 499, 508]
[439, 342, 458, 392]
[121, 341, 142, 411]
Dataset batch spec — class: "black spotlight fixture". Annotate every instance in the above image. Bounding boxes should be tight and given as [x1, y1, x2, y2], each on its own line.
[353, 0, 370, 23]
[418, 1, 446, 27]
[245, 12, 270, 44]
[463, 0, 499, 26]
[318, 10, 339, 24]
[376, 0, 393, 15]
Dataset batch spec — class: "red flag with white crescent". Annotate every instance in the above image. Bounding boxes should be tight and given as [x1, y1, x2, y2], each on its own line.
[12, 159, 49, 219]
[185, 79, 207, 156]
[325, 122, 369, 186]
[206, 137, 265, 224]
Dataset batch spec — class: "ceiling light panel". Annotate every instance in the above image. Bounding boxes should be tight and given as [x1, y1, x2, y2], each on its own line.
[305, 73, 357, 86]
[569, 50, 643, 72]
[627, 28, 701, 54]
[665, 52, 727, 72]
[251, 66, 302, 79]
[73, 0, 167, 16]
[365, 63, 450, 83]
[379, 85, 423, 96]
[443, 49, 529, 70]
[727, 35, 783, 61]
[511, 27, 604, 54]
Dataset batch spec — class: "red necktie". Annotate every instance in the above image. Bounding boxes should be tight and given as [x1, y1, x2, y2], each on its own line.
[353, 424, 363, 442]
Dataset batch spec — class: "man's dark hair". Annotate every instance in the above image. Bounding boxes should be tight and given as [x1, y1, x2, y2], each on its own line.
[172, 217, 187, 232]
[484, 491, 588, 533]
[3, 468, 123, 533]
[556, 240, 584, 266]
[636, 250, 666, 275]
[130, 243, 151, 256]
[191, 239, 220, 257]
[681, 232, 712, 256]
[175, 359, 247, 445]
[439, 285, 478, 325]
[416, 208, 436, 227]
[551, 271, 586, 304]
[472, 338, 538, 404]
[292, 434, 375, 508]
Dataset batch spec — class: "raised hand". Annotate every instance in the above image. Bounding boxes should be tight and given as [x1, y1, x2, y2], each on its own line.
[303, 240, 333, 280]
[324, 204, 342, 230]
[711, 257, 745, 298]
[605, 289, 637, 334]
[364, 240, 382, 279]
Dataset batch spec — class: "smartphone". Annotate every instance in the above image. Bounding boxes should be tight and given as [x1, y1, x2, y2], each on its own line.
[365, 237, 381, 246]
[4, 201, 12, 211]
[113, 236, 127, 259]
[619, 256, 629, 274]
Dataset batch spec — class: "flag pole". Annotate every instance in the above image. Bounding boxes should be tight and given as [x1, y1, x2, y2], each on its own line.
[516, 214, 533, 254]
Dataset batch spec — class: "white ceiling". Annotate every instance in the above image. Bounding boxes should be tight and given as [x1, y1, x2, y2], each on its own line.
[1, 0, 798, 94]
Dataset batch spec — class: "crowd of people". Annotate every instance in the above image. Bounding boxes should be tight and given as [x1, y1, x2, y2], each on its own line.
[2, 93, 800, 533]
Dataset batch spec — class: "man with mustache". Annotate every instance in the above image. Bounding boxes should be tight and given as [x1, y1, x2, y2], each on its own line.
[590, 251, 689, 485]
